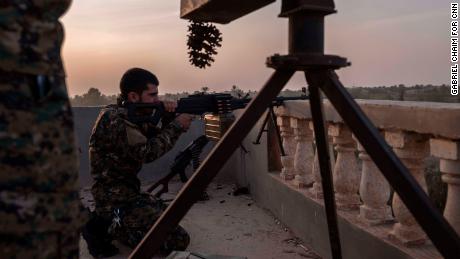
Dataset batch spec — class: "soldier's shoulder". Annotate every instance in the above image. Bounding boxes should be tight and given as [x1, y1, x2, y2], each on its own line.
[97, 104, 127, 122]
[91, 105, 127, 133]
[90, 105, 130, 141]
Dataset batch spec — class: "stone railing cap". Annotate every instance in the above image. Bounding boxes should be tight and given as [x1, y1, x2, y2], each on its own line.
[275, 100, 460, 140]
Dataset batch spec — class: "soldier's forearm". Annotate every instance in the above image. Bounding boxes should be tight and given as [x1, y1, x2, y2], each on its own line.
[141, 123, 183, 163]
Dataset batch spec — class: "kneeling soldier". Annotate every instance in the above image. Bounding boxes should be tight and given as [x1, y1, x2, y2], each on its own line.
[83, 68, 192, 257]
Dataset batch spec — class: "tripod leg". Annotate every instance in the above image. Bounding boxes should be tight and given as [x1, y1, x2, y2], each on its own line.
[305, 72, 342, 259]
[305, 70, 460, 258]
[129, 69, 295, 259]
[253, 110, 270, 144]
[269, 107, 285, 156]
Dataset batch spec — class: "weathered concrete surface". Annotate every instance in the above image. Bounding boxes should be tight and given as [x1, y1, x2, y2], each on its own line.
[276, 100, 460, 140]
[430, 138, 460, 160]
[79, 181, 321, 259]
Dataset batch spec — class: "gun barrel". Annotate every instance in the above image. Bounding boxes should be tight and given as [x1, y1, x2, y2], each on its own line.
[275, 95, 309, 101]
[231, 95, 308, 110]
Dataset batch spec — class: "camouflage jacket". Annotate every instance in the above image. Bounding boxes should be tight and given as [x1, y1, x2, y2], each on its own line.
[89, 104, 184, 215]
[0, 0, 71, 75]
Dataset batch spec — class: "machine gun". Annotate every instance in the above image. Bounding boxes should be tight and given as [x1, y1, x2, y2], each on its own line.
[124, 88, 307, 142]
[147, 135, 209, 198]
[123, 88, 308, 126]
[143, 90, 307, 199]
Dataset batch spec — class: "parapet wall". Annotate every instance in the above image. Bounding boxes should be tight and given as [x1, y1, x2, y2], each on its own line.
[231, 99, 460, 259]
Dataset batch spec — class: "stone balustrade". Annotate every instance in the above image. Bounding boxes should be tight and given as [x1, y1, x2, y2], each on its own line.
[275, 99, 460, 247]
[291, 118, 314, 188]
[277, 116, 296, 181]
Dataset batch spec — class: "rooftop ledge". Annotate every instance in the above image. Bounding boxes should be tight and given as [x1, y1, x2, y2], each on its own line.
[261, 99, 460, 258]
[275, 99, 460, 140]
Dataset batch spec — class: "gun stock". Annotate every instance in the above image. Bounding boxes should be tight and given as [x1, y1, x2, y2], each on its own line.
[147, 135, 209, 197]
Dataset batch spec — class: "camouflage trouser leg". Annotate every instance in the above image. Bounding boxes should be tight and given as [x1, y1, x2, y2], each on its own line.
[113, 194, 190, 255]
[0, 231, 80, 259]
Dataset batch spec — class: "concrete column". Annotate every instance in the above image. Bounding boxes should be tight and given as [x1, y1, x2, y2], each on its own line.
[310, 121, 322, 198]
[430, 138, 460, 235]
[329, 124, 360, 210]
[355, 135, 393, 225]
[308, 121, 335, 199]
[277, 116, 296, 181]
[386, 131, 429, 246]
[291, 118, 314, 188]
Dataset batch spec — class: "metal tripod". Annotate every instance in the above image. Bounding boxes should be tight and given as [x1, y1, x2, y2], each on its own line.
[129, 2, 460, 259]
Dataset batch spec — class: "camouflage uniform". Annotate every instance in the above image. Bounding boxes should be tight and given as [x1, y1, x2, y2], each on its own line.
[0, 0, 86, 258]
[89, 104, 190, 253]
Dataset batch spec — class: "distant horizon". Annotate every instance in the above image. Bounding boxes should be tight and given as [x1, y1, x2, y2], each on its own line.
[70, 83, 450, 98]
[62, 1, 449, 96]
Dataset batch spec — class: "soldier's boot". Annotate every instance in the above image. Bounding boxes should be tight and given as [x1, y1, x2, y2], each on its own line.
[82, 213, 119, 258]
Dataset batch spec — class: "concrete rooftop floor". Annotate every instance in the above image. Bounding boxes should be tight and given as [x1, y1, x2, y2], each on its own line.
[79, 181, 321, 259]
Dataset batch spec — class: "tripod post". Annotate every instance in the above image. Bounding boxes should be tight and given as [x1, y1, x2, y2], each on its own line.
[267, 2, 350, 258]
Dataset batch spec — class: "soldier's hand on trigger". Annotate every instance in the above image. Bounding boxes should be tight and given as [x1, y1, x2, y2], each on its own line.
[175, 114, 193, 131]
[163, 100, 177, 113]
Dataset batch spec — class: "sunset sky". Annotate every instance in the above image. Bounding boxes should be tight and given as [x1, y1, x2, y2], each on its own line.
[61, 0, 449, 96]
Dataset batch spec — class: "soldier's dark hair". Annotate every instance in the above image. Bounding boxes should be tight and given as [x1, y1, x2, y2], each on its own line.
[119, 68, 159, 101]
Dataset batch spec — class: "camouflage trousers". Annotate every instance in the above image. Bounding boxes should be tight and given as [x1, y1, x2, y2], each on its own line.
[101, 193, 190, 255]
[0, 73, 86, 258]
